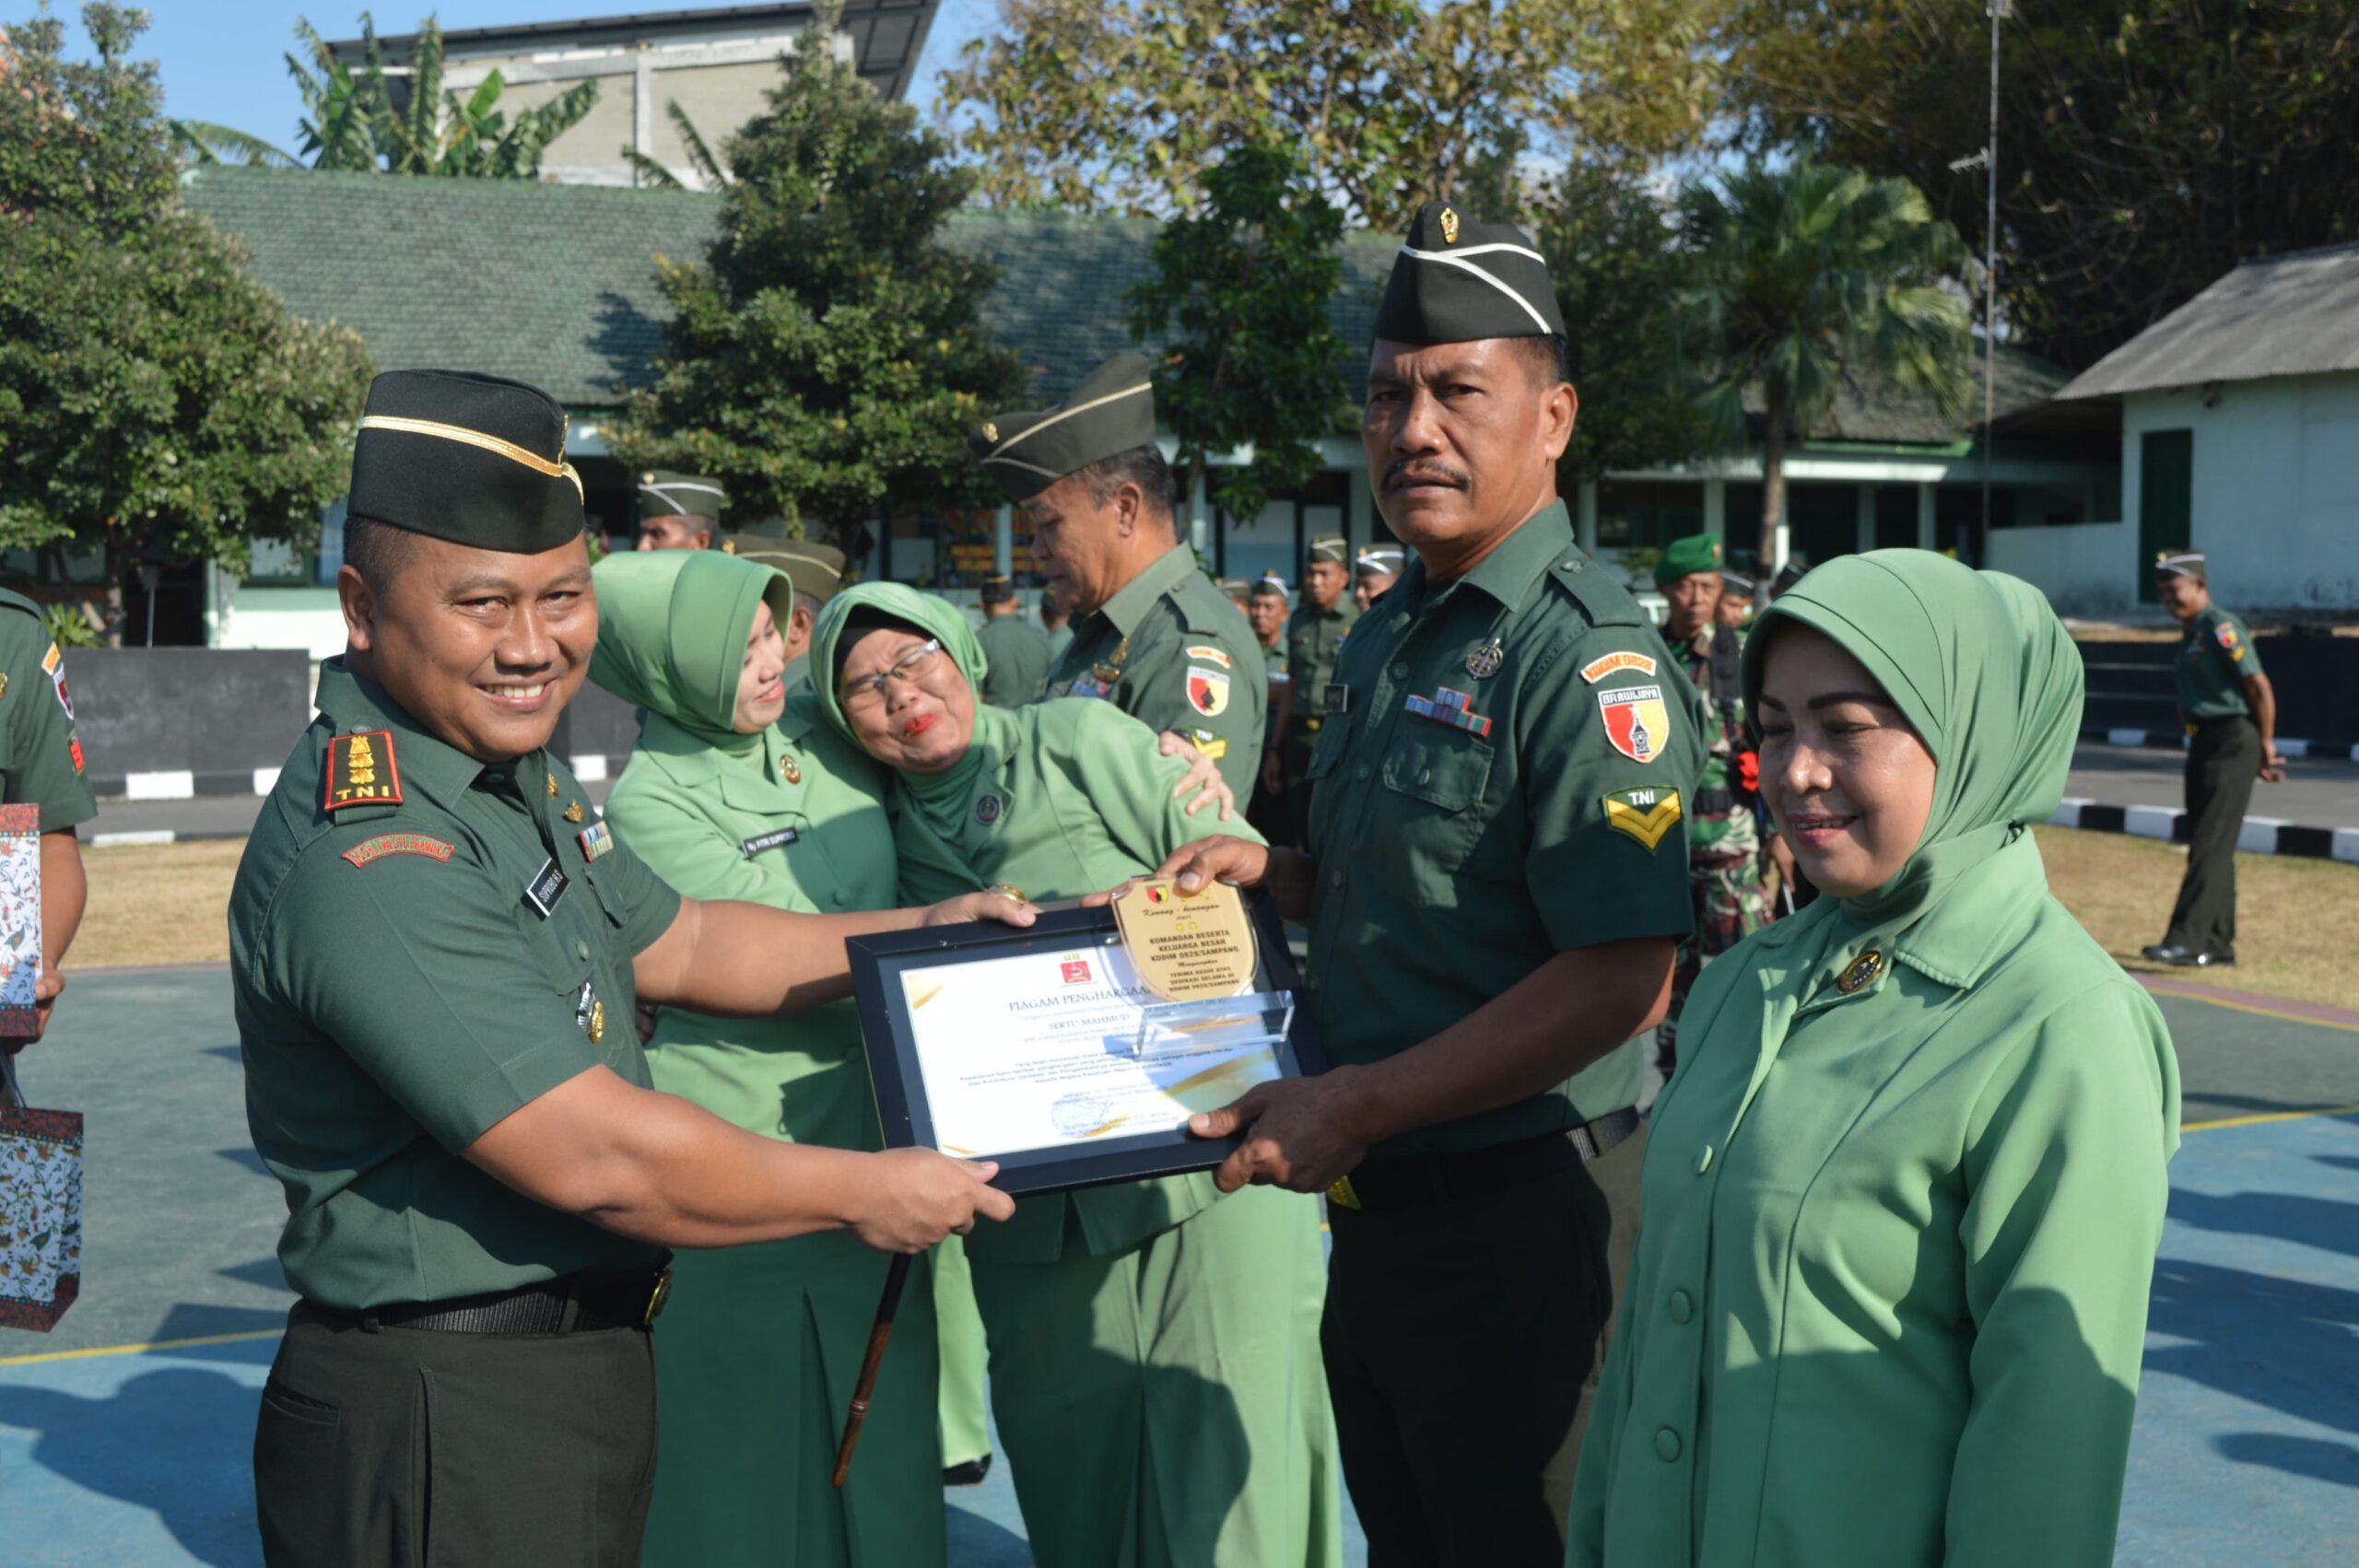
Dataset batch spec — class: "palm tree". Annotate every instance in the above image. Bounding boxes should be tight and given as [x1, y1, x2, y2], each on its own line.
[1676, 158, 1972, 591]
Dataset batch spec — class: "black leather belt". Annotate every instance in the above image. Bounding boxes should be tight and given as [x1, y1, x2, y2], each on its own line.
[1329, 1109, 1640, 1213]
[298, 1263, 673, 1335]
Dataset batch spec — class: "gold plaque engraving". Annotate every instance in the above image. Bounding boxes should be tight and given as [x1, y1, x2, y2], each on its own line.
[1112, 878, 1257, 1004]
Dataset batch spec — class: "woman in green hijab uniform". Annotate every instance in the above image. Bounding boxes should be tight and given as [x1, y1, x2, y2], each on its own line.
[590, 550, 954, 1568]
[1567, 551, 2179, 1568]
[812, 581, 1342, 1568]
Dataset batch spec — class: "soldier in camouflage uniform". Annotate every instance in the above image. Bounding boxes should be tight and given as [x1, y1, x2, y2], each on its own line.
[1653, 533, 1771, 1082]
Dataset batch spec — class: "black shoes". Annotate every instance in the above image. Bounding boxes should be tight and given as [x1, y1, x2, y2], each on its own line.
[2140, 943, 2235, 968]
[944, 1454, 992, 1487]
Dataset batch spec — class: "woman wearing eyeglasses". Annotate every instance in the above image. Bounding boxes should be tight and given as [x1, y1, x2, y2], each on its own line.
[811, 580, 1340, 1568]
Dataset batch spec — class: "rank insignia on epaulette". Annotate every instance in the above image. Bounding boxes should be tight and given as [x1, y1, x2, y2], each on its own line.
[1601, 787, 1682, 851]
[323, 730, 403, 810]
[580, 822, 616, 861]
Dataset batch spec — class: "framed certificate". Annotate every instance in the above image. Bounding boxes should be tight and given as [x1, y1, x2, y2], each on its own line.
[848, 894, 1326, 1195]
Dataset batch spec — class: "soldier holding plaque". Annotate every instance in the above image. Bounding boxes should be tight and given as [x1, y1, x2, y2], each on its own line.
[1155, 201, 1705, 1564]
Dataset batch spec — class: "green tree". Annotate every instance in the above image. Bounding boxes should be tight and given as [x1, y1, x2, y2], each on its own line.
[278, 12, 599, 177]
[1127, 143, 1350, 530]
[0, 4, 373, 641]
[1724, 0, 2359, 369]
[937, 0, 1717, 229]
[1532, 161, 1716, 484]
[607, 0, 1022, 548]
[1674, 158, 1970, 588]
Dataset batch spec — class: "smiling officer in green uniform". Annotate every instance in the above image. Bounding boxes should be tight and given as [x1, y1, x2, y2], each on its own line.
[232, 370, 1022, 1568]
[1156, 200, 1705, 1566]
[983, 354, 1267, 802]
[1282, 535, 1358, 846]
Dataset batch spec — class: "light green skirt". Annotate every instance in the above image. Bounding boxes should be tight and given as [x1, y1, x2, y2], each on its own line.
[970, 1185, 1341, 1568]
[642, 1238, 943, 1568]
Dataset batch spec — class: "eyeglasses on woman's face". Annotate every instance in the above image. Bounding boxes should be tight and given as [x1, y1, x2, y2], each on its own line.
[839, 638, 944, 708]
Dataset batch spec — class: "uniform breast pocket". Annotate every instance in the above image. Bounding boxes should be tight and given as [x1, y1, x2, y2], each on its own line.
[1375, 732, 1495, 895]
[1304, 711, 1354, 781]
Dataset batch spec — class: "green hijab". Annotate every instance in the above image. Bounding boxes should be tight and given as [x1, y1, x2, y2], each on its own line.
[589, 549, 796, 743]
[810, 581, 1004, 848]
[1741, 549, 2083, 967]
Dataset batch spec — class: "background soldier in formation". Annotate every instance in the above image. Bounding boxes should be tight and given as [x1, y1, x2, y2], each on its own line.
[232, 370, 1022, 1567]
[1652, 533, 1771, 1081]
[977, 352, 1266, 802]
[2143, 549, 2284, 967]
[1161, 200, 1705, 1566]
[973, 571, 1052, 708]
[635, 470, 728, 552]
[727, 534, 845, 696]
[1281, 536, 1358, 846]
[1353, 545, 1404, 612]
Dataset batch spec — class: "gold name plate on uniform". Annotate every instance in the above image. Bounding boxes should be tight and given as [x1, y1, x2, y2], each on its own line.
[1111, 878, 1258, 1004]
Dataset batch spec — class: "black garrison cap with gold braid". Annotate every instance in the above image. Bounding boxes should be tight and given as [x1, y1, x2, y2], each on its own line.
[347, 370, 587, 552]
[970, 353, 1158, 501]
[1373, 199, 1568, 345]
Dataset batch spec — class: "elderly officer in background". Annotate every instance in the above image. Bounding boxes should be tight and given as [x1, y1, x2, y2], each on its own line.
[1157, 201, 1704, 1566]
[976, 353, 1267, 801]
[729, 532, 846, 696]
[2143, 548, 2284, 967]
[1353, 544, 1404, 612]
[974, 571, 1053, 708]
[1280, 535, 1359, 846]
[1651, 533, 1772, 1083]
[232, 370, 1024, 1568]
[635, 470, 727, 552]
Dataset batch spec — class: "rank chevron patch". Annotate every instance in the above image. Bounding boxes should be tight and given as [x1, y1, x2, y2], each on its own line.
[1601, 787, 1682, 851]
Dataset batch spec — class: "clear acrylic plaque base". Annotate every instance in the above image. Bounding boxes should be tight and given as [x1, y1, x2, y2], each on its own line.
[1131, 990, 1295, 1059]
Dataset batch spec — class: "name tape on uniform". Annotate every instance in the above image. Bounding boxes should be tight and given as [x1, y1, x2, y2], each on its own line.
[739, 826, 799, 859]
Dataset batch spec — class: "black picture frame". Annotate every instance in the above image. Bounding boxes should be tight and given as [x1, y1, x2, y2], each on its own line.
[848, 891, 1325, 1196]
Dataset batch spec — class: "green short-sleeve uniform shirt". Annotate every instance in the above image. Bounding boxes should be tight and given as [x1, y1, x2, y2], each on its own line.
[1281, 597, 1358, 771]
[1041, 544, 1268, 797]
[975, 613, 1053, 708]
[230, 661, 683, 1309]
[1305, 501, 1705, 1155]
[0, 590, 98, 832]
[2176, 604, 2263, 720]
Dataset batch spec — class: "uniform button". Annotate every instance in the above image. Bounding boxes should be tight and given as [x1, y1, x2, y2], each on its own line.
[1391, 662, 1409, 680]
[1354, 764, 1371, 782]
[1330, 870, 1344, 888]
[828, 889, 846, 907]
[1668, 1290, 1694, 1325]
[1654, 1427, 1682, 1462]
[1416, 766, 1432, 787]
[1696, 1145, 1714, 1175]
[575, 940, 589, 963]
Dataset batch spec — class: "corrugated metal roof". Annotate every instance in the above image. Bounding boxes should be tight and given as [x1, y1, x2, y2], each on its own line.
[2060, 242, 2359, 400]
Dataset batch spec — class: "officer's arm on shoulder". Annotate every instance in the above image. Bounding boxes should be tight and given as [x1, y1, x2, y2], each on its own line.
[1517, 634, 1700, 953]
[1052, 698, 1267, 871]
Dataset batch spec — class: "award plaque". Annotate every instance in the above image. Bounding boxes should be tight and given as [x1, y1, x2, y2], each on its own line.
[847, 895, 1322, 1195]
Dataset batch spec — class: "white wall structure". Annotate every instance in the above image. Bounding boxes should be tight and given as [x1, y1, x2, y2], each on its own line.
[1986, 520, 2138, 615]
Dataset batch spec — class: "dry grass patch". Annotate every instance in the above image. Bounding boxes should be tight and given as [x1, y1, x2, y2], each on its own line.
[74, 837, 244, 969]
[2035, 825, 2359, 1011]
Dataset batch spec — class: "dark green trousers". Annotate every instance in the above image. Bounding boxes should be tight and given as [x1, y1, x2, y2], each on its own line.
[2166, 716, 2259, 961]
[253, 1305, 656, 1567]
[1320, 1127, 1641, 1568]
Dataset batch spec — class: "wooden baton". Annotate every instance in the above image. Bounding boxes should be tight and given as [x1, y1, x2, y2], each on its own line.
[830, 1251, 914, 1488]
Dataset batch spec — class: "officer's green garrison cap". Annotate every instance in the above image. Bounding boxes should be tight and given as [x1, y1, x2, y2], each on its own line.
[734, 537, 848, 604]
[348, 369, 585, 552]
[970, 353, 1157, 502]
[638, 471, 727, 524]
[1653, 532, 1725, 587]
[1373, 199, 1568, 345]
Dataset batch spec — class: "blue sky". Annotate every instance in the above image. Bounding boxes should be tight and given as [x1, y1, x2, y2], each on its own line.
[131, 0, 994, 151]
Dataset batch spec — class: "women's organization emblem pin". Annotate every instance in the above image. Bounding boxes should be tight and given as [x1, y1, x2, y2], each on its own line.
[974, 793, 1004, 826]
[1837, 950, 1884, 994]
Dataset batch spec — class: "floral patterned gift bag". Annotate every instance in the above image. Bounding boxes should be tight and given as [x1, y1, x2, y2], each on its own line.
[0, 1052, 82, 1331]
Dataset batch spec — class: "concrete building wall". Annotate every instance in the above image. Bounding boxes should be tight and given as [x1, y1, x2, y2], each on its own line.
[2122, 372, 2359, 610]
[1986, 519, 2138, 615]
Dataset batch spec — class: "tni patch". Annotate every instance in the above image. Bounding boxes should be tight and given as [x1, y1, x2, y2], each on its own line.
[1601, 787, 1682, 852]
[323, 730, 403, 810]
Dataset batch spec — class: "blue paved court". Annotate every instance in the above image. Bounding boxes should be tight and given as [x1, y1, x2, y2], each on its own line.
[4, 968, 2354, 1565]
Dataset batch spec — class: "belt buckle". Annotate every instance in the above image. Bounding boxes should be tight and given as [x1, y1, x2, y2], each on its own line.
[1326, 1176, 1361, 1211]
[641, 1267, 673, 1329]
